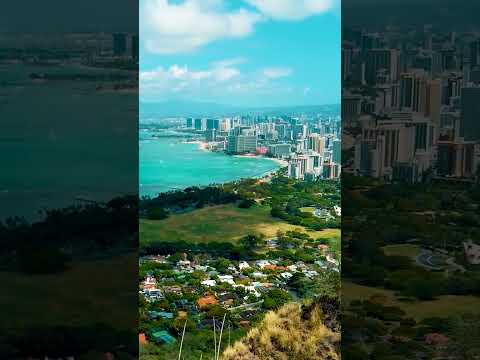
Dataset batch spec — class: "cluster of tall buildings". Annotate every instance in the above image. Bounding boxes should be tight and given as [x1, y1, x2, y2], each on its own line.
[343, 26, 480, 183]
[112, 33, 139, 59]
[185, 113, 341, 181]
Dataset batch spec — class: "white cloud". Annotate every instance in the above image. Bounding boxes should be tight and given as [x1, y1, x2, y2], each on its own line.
[140, 62, 240, 85]
[245, 0, 335, 20]
[262, 67, 293, 79]
[212, 57, 247, 68]
[140, 60, 293, 101]
[140, 60, 242, 99]
[141, 0, 262, 54]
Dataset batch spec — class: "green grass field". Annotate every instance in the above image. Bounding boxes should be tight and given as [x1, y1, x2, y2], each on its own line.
[140, 204, 340, 245]
[343, 280, 480, 320]
[299, 206, 316, 214]
[382, 244, 420, 260]
[0, 254, 137, 334]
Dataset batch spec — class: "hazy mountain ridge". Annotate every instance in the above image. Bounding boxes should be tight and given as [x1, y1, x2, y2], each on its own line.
[140, 100, 340, 117]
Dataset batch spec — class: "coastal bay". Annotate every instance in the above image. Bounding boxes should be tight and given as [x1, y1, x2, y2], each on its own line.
[140, 128, 282, 198]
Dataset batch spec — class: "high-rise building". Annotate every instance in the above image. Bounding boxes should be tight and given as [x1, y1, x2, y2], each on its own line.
[425, 79, 442, 128]
[205, 129, 216, 142]
[113, 33, 127, 56]
[470, 39, 480, 68]
[275, 124, 289, 140]
[365, 49, 398, 85]
[342, 93, 362, 124]
[332, 139, 341, 164]
[436, 140, 475, 178]
[307, 134, 326, 154]
[194, 118, 205, 131]
[227, 135, 257, 154]
[206, 118, 220, 130]
[268, 144, 291, 158]
[460, 87, 480, 141]
[131, 35, 139, 59]
[399, 70, 428, 113]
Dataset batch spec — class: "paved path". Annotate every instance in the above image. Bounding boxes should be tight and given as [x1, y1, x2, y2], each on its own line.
[416, 249, 465, 272]
[228, 300, 263, 312]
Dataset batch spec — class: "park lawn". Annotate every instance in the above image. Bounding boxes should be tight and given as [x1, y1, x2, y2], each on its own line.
[343, 280, 480, 320]
[300, 206, 316, 214]
[382, 244, 420, 260]
[140, 204, 339, 245]
[0, 253, 137, 334]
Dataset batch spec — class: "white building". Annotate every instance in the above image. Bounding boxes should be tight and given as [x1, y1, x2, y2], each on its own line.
[218, 275, 236, 285]
[201, 279, 217, 287]
[464, 240, 480, 265]
[239, 261, 250, 270]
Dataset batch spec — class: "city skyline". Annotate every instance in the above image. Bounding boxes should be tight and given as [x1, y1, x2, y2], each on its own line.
[140, 0, 340, 108]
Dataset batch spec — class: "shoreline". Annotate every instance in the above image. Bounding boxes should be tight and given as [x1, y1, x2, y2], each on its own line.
[141, 140, 287, 197]
[233, 154, 288, 167]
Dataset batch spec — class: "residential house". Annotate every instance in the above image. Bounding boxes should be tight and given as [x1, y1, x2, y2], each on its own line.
[201, 279, 217, 287]
[163, 285, 182, 295]
[142, 275, 157, 290]
[197, 294, 218, 310]
[238, 261, 250, 270]
[256, 260, 271, 269]
[218, 275, 235, 285]
[280, 272, 293, 280]
[151, 330, 176, 344]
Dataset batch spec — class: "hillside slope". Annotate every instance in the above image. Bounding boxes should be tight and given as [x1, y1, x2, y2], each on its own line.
[222, 297, 340, 360]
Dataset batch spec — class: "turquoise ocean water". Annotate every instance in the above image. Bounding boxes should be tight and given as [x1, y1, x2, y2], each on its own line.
[0, 63, 137, 220]
[139, 128, 280, 198]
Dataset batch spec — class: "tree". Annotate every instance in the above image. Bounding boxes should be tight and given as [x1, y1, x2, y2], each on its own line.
[211, 258, 231, 273]
[170, 317, 195, 336]
[238, 199, 255, 208]
[262, 289, 291, 310]
[288, 273, 306, 292]
[448, 314, 480, 359]
[207, 305, 227, 319]
[406, 279, 439, 300]
[148, 207, 168, 220]
[240, 234, 262, 251]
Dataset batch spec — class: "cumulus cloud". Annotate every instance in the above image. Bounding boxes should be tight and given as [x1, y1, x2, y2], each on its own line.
[140, 59, 293, 101]
[141, 0, 262, 54]
[262, 67, 293, 79]
[245, 0, 335, 20]
[140, 0, 337, 54]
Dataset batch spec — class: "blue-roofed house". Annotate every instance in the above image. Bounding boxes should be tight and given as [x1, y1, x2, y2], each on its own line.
[151, 330, 176, 344]
[148, 311, 174, 320]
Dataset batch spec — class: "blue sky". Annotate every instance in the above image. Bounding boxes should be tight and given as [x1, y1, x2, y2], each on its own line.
[140, 0, 340, 107]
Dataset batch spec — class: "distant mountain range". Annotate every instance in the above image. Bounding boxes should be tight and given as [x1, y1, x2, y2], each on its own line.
[140, 100, 340, 118]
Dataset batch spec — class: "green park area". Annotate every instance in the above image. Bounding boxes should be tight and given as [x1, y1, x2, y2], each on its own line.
[382, 244, 420, 260]
[343, 280, 480, 320]
[140, 204, 340, 245]
[0, 254, 137, 334]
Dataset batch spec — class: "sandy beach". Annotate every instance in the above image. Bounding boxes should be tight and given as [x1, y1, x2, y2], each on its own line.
[234, 154, 288, 167]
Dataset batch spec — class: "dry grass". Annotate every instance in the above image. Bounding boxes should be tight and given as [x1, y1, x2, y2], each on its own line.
[221, 302, 340, 360]
[141, 204, 338, 244]
[343, 280, 480, 320]
[0, 254, 137, 333]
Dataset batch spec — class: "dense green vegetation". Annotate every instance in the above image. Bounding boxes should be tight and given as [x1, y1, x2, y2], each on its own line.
[139, 176, 341, 359]
[343, 174, 480, 359]
[141, 175, 340, 231]
[0, 196, 138, 358]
